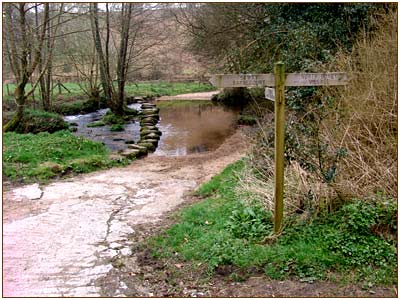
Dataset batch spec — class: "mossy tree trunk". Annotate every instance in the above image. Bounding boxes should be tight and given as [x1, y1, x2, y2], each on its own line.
[4, 79, 28, 132]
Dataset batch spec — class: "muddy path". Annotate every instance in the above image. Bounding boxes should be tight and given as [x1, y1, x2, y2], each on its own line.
[156, 90, 220, 101]
[3, 129, 247, 297]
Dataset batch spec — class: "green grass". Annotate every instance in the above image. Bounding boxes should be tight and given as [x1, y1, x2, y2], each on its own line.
[4, 81, 216, 114]
[3, 82, 215, 102]
[3, 130, 128, 183]
[149, 161, 397, 286]
[3, 82, 85, 105]
[124, 82, 216, 97]
[4, 109, 70, 134]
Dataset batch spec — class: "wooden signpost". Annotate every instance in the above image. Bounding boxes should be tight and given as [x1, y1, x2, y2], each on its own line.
[210, 63, 348, 234]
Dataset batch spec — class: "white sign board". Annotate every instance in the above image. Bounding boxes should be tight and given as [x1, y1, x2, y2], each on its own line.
[285, 72, 348, 86]
[209, 74, 274, 88]
[210, 72, 348, 88]
[265, 87, 275, 101]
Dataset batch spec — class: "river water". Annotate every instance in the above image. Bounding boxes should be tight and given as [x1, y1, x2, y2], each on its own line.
[64, 101, 239, 156]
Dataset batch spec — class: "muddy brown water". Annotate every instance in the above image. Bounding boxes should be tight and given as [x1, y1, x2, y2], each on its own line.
[65, 101, 239, 155]
[154, 101, 239, 156]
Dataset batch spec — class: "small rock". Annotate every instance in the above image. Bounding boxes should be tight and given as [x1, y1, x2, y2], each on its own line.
[12, 183, 43, 201]
[142, 138, 159, 146]
[119, 281, 128, 290]
[140, 125, 158, 132]
[109, 154, 124, 161]
[110, 242, 122, 249]
[119, 247, 132, 256]
[142, 132, 160, 140]
[120, 149, 140, 159]
[137, 142, 156, 151]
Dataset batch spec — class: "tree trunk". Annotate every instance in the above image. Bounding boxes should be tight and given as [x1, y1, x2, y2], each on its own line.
[90, 3, 112, 103]
[44, 8, 52, 111]
[115, 4, 133, 116]
[4, 79, 28, 132]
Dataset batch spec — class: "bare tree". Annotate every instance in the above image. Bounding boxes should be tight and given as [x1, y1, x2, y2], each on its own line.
[90, 3, 150, 116]
[3, 3, 49, 131]
[89, 3, 112, 104]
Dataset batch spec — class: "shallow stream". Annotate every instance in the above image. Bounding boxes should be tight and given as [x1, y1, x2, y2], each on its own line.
[64, 101, 239, 156]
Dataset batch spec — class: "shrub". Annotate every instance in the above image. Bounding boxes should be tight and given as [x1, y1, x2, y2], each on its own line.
[241, 9, 398, 215]
[212, 87, 252, 107]
[110, 124, 125, 131]
[227, 205, 273, 241]
[87, 121, 106, 128]
[102, 111, 126, 125]
[12, 109, 69, 134]
[237, 115, 257, 125]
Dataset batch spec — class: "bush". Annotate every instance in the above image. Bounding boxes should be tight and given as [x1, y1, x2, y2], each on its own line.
[243, 9, 398, 215]
[54, 97, 107, 115]
[102, 111, 126, 125]
[212, 87, 252, 107]
[237, 115, 257, 125]
[87, 121, 106, 127]
[227, 205, 272, 241]
[110, 124, 125, 131]
[12, 109, 69, 134]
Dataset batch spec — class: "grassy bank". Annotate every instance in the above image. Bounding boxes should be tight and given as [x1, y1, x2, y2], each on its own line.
[124, 82, 216, 97]
[3, 130, 128, 183]
[3, 82, 215, 107]
[3, 81, 216, 117]
[149, 161, 397, 287]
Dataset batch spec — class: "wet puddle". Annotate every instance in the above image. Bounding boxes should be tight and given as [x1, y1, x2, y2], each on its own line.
[65, 101, 239, 155]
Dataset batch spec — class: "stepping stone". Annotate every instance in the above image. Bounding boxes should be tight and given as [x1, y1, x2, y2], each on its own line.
[120, 149, 140, 159]
[142, 138, 159, 146]
[137, 142, 156, 152]
[142, 132, 160, 140]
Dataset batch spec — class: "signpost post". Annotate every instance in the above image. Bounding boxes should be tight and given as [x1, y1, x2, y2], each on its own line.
[209, 63, 348, 234]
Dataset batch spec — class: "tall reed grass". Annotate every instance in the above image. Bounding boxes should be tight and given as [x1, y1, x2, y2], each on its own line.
[323, 10, 397, 199]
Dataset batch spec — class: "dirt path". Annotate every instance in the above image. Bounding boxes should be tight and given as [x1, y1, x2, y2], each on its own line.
[156, 90, 220, 101]
[3, 130, 247, 297]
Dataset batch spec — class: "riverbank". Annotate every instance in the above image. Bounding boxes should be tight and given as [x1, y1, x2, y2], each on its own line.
[156, 90, 220, 101]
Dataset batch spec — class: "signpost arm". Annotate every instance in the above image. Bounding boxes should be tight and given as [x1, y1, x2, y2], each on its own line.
[274, 62, 285, 234]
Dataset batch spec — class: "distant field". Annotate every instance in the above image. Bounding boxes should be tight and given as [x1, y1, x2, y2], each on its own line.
[3, 81, 216, 102]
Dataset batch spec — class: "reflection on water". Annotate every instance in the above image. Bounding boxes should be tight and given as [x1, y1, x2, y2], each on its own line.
[154, 101, 239, 156]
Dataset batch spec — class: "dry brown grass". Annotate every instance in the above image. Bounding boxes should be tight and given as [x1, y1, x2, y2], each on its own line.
[321, 10, 398, 199]
[238, 9, 397, 215]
